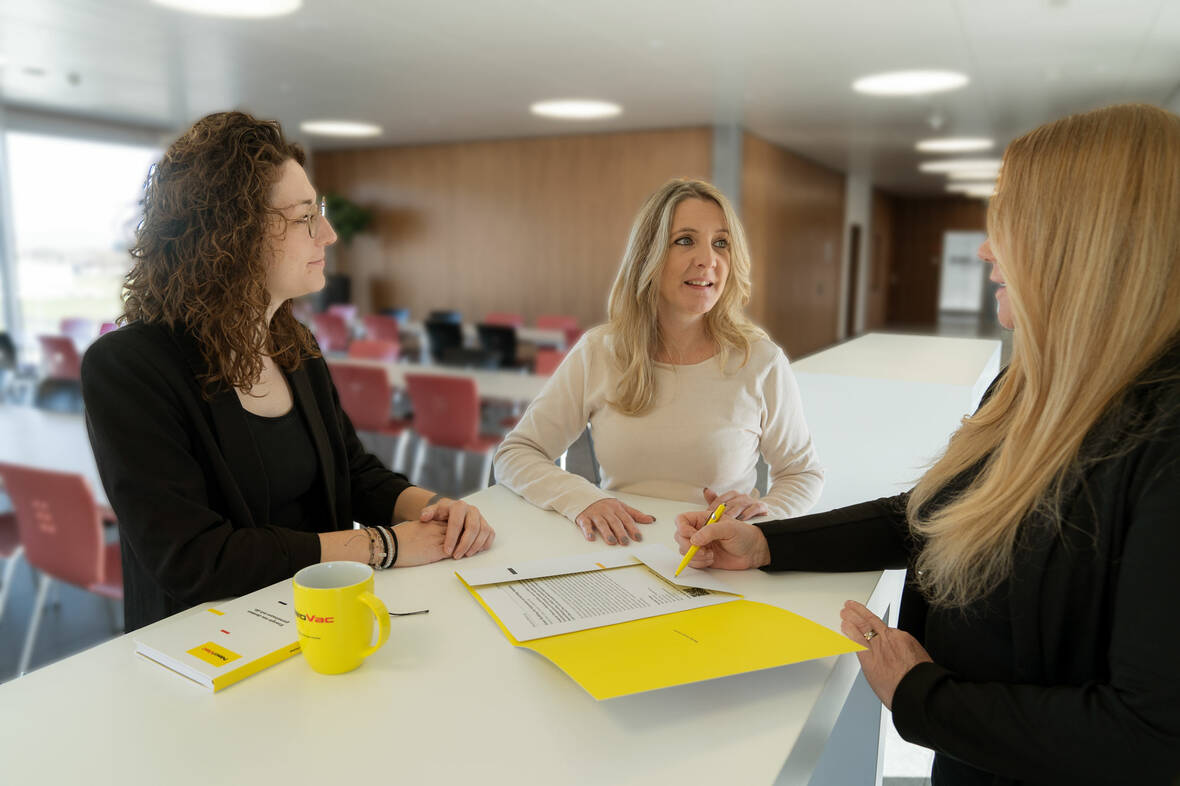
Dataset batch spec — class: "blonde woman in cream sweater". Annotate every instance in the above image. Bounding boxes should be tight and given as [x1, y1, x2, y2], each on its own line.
[494, 178, 823, 546]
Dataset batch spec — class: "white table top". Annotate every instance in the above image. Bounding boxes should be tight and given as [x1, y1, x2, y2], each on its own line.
[331, 357, 551, 402]
[793, 332, 1000, 388]
[0, 404, 105, 506]
[0, 486, 888, 785]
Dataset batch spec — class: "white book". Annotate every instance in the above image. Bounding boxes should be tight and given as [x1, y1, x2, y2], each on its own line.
[133, 578, 301, 692]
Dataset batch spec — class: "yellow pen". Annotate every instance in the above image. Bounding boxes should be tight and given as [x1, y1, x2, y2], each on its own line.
[674, 503, 726, 577]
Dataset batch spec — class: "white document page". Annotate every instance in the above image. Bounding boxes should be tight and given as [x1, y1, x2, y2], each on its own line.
[474, 563, 736, 642]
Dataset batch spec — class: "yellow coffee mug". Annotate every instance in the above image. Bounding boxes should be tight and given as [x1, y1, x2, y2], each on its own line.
[292, 561, 390, 675]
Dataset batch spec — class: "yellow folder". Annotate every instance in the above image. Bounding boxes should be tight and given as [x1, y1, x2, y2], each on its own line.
[460, 573, 864, 700]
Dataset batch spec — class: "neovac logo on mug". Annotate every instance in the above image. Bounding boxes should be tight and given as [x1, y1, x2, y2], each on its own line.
[292, 561, 390, 674]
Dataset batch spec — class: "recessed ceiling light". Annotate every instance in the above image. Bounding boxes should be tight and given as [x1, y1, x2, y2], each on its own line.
[299, 120, 383, 138]
[852, 70, 969, 96]
[530, 99, 622, 120]
[947, 169, 999, 181]
[947, 183, 996, 198]
[919, 158, 1002, 174]
[151, 0, 300, 19]
[916, 137, 994, 153]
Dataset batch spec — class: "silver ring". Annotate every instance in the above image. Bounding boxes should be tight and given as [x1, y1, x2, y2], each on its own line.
[863, 630, 877, 642]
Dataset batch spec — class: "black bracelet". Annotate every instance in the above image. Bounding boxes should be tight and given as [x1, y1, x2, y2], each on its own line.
[378, 525, 395, 570]
[386, 525, 399, 567]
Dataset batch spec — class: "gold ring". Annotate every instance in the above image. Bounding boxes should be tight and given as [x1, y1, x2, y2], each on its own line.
[863, 630, 877, 642]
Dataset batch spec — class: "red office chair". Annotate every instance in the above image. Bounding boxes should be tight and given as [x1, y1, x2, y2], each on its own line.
[313, 313, 351, 353]
[348, 339, 400, 363]
[483, 312, 524, 327]
[405, 374, 502, 490]
[38, 335, 82, 381]
[535, 314, 579, 332]
[362, 314, 401, 344]
[0, 463, 122, 676]
[0, 511, 23, 630]
[328, 364, 411, 472]
[534, 348, 566, 376]
[327, 303, 358, 323]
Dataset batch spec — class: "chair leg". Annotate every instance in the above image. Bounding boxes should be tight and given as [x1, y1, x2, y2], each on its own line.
[392, 431, 410, 474]
[0, 546, 23, 627]
[412, 439, 427, 485]
[19, 572, 52, 676]
[454, 451, 465, 490]
[480, 452, 493, 489]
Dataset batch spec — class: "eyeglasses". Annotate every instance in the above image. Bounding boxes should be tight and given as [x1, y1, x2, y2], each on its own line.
[289, 197, 328, 240]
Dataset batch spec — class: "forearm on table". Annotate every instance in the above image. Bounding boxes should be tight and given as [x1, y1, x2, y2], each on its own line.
[317, 527, 374, 563]
[762, 466, 826, 517]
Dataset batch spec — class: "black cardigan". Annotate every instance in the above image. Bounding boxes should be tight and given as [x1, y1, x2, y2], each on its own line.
[758, 358, 1180, 785]
[81, 322, 412, 631]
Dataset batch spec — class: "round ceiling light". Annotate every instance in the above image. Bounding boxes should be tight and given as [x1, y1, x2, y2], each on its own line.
[529, 99, 622, 120]
[916, 137, 994, 153]
[919, 158, 1002, 174]
[299, 120, 383, 138]
[853, 70, 969, 96]
[151, 0, 301, 18]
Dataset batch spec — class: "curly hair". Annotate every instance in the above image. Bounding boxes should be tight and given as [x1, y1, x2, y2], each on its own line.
[121, 110, 320, 395]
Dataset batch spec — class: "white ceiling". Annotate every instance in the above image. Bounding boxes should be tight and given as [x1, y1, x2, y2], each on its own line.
[2, 0, 1178, 194]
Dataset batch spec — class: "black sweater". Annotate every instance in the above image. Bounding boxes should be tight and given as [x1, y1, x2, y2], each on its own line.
[81, 322, 412, 631]
[758, 357, 1180, 785]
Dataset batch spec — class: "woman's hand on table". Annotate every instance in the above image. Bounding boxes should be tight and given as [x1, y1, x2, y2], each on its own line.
[839, 600, 933, 710]
[673, 511, 771, 570]
[394, 499, 495, 566]
[575, 498, 655, 545]
[703, 487, 769, 521]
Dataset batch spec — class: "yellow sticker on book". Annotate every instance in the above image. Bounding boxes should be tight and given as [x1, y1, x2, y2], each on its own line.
[187, 641, 242, 668]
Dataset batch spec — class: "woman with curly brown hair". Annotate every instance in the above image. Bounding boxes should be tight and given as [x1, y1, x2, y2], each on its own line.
[82, 111, 494, 632]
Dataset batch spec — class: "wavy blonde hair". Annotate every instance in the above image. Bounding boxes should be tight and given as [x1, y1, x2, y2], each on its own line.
[606, 178, 764, 415]
[908, 103, 1180, 607]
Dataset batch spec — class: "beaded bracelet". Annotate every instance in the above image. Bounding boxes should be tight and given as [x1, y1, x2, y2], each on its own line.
[375, 525, 394, 570]
[365, 526, 386, 570]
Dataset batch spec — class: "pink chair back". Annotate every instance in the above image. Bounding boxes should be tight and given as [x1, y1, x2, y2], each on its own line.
[328, 364, 395, 432]
[362, 314, 400, 343]
[327, 304, 358, 323]
[0, 463, 113, 591]
[405, 374, 479, 448]
[483, 312, 524, 328]
[348, 339, 400, 362]
[99, 321, 118, 337]
[59, 318, 96, 346]
[536, 314, 579, 331]
[534, 349, 566, 376]
[312, 313, 351, 353]
[38, 335, 83, 381]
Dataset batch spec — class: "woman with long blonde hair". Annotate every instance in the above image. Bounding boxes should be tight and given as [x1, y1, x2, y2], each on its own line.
[674, 104, 1180, 783]
[495, 178, 823, 545]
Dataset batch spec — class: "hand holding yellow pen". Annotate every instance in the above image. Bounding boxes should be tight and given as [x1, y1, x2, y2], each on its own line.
[674, 503, 726, 577]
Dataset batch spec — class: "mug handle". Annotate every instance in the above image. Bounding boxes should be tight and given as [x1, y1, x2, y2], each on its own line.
[358, 591, 391, 659]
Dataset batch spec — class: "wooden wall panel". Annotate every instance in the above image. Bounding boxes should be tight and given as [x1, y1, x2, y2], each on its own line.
[885, 196, 988, 327]
[312, 129, 712, 327]
[740, 133, 845, 358]
[866, 190, 894, 331]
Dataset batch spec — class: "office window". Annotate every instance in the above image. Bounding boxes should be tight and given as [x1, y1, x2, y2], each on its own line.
[4, 131, 159, 354]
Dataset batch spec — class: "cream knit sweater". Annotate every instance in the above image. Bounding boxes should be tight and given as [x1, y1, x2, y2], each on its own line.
[493, 327, 824, 522]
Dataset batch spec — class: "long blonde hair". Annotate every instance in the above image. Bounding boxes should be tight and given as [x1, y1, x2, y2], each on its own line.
[606, 178, 764, 415]
[909, 103, 1180, 608]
